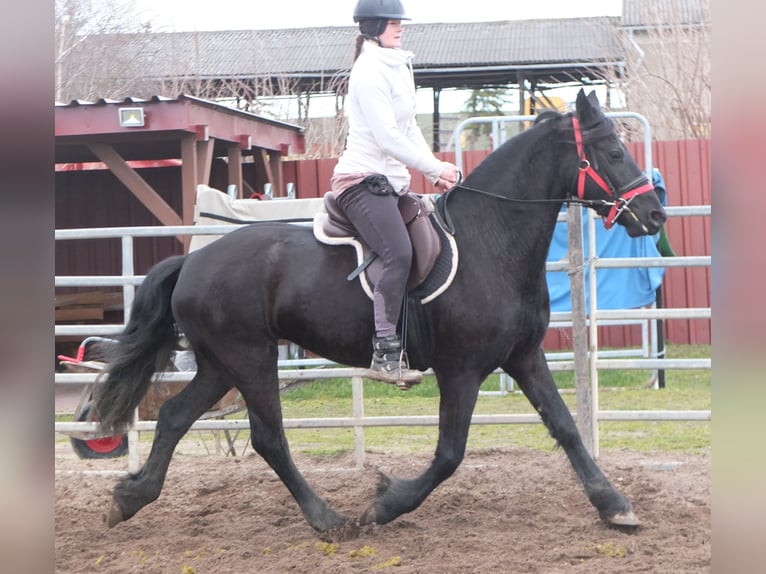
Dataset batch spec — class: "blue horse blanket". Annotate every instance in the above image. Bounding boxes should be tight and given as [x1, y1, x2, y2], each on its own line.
[546, 169, 667, 312]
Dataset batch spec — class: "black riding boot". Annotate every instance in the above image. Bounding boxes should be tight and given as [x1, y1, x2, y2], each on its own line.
[366, 335, 422, 390]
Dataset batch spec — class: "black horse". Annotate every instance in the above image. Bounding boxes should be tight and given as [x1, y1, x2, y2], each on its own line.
[94, 90, 666, 540]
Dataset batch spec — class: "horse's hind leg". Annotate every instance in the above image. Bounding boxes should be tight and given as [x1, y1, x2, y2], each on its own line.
[107, 361, 231, 527]
[246, 407, 358, 540]
[504, 348, 639, 527]
[232, 345, 359, 541]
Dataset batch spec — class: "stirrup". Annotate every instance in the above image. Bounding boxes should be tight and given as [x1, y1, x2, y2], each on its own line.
[366, 335, 422, 390]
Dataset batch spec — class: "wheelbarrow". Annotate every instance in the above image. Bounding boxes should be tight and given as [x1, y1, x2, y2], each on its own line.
[57, 336, 244, 459]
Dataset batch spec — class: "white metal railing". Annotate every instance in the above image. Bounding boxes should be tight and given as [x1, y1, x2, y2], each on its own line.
[451, 112, 710, 455]
[452, 112, 656, 179]
[56, 366, 711, 471]
[55, 159, 710, 465]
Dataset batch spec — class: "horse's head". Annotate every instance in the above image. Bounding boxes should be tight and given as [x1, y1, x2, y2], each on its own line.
[573, 89, 667, 237]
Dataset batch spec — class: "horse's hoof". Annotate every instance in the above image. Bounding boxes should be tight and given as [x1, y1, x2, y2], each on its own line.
[359, 503, 377, 526]
[105, 502, 124, 528]
[606, 511, 640, 527]
[319, 521, 361, 543]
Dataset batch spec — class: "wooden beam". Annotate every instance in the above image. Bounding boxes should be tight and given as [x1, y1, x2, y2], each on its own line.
[196, 138, 214, 185]
[55, 307, 104, 322]
[242, 179, 257, 198]
[55, 291, 105, 307]
[255, 149, 273, 188]
[180, 135, 198, 252]
[87, 143, 183, 228]
[270, 150, 282, 198]
[227, 144, 243, 198]
[255, 148, 283, 197]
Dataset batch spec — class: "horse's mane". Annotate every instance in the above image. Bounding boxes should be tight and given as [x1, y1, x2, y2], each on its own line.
[532, 108, 615, 144]
[533, 109, 563, 125]
[465, 111, 567, 177]
[460, 106, 616, 187]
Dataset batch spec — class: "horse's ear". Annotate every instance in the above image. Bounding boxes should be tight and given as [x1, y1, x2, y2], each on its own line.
[575, 88, 587, 110]
[575, 89, 590, 118]
[575, 89, 601, 123]
[587, 90, 601, 110]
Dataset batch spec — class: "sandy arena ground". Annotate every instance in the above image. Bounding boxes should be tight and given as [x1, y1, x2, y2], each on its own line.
[55, 438, 710, 573]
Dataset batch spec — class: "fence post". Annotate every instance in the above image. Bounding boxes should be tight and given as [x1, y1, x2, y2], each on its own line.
[127, 407, 141, 473]
[567, 206, 595, 456]
[352, 376, 365, 468]
[121, 235, 135, 324]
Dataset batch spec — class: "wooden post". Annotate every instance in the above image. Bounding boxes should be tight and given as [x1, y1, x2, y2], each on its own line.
[127, 407, 140, 474]
[180, 135, 198, 252]
[567, 205, 595, 456]
[227, 144, 243, 198]
[352, 376, 365, 469]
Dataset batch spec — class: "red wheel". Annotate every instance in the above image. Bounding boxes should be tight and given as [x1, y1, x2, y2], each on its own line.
[70, 404, 128, 459]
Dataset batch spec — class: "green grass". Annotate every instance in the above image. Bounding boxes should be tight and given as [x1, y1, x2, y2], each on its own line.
[56, 344, 711, 457]
[280, 344, 710, 455]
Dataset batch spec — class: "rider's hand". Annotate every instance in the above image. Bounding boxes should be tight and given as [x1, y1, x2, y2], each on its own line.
[432, 162, 459, 191]
[438, 162, 460, 186]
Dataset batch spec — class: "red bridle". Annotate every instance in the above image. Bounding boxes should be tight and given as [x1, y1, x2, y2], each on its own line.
[572, 116, 655, 229]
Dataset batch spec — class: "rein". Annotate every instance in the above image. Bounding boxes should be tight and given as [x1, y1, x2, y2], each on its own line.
[436, 115, 655, 234]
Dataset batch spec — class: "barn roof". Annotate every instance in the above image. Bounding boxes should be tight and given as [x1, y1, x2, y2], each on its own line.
[55, 94, 305, 165]
[621, 0, 710, 29]
[72, 17, 625, 93]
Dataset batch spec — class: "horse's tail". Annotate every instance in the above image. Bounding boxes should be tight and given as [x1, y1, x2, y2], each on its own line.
[93, 255, 187, 433]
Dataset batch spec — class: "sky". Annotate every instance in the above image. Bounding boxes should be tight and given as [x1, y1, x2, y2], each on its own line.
[133, 0, 622, 32]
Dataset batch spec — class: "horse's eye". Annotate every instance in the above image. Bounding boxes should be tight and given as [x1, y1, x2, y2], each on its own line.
[609, 149, 624, 160]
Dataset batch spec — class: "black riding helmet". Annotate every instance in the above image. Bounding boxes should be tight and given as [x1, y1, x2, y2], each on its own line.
[353, 0, 410, 23]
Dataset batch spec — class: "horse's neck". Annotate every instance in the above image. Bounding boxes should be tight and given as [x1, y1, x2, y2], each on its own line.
[452, 130, 568, 268]
[453, 191, 561, 267]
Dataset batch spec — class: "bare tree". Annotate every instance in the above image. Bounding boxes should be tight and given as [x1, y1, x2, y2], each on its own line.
[55, 0, 160, 102]
[611, 0, 711, 140]
[296, 73, 350, 159]
[131, 31, 351, 159]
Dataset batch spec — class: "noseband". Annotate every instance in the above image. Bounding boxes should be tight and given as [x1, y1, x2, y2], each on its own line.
[572, 116, 655, 229]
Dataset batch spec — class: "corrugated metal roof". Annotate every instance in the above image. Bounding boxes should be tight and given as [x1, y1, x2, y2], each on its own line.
[55, 95, 174, 106]
[54, 94, 303, 131]
[75, 18, 622, 81]
[409, 18, 621, 66]
[621, 0, 710, 28]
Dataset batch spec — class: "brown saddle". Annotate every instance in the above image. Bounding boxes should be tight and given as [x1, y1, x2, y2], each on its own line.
[320, 191, 442, 290]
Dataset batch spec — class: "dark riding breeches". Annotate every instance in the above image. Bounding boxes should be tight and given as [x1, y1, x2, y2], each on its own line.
[336, 183, 412, 337]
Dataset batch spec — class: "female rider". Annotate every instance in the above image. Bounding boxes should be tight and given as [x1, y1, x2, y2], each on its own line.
[331, 0, 460, 385]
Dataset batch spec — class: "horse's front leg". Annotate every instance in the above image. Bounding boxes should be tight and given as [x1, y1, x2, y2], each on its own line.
[360, 370, 482, 526]
[504, 347, 639, 527]
[107, 365, 231, 527]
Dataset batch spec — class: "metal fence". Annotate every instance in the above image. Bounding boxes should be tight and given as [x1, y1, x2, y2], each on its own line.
[55, 204, 711, 471]
[55, 109, 711, 469]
